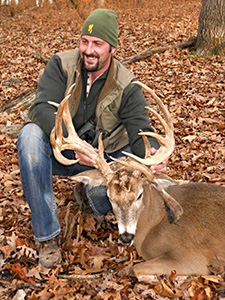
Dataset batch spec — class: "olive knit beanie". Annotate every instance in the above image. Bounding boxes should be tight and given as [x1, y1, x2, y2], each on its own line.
[81, 9, 118, 48]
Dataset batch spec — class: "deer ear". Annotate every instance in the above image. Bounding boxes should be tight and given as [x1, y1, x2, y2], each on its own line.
[152, 179, 183, 224]
[71, 169, 106, 187]
[162, 193, 183, 224]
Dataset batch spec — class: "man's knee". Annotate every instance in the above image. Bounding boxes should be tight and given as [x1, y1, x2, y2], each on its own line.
[17, 123, 51, 165]
[19, 123, 44, 141]
[18, 123, 48, 150]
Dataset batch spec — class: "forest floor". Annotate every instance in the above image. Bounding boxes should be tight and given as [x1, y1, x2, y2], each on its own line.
[0, 0, 225, 299]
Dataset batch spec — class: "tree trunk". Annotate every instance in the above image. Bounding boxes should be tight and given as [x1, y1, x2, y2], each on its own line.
[195, 0, 225, 56]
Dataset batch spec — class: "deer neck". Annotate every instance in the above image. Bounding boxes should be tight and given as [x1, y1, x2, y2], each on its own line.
[134, 183, 166, 252]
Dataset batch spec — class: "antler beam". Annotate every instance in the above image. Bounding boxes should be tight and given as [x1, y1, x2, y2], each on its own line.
[122, 80, 175, 166]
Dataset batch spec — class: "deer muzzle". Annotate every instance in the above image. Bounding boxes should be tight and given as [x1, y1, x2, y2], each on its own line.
[119, 232, 135, 244]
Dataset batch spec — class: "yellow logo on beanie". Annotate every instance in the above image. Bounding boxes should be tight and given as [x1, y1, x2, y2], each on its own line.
[88, 24, 94, 34]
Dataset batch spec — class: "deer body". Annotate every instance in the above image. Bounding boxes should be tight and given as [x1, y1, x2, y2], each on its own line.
[72, 166, 225, 278]
[132, 181, 225, 278]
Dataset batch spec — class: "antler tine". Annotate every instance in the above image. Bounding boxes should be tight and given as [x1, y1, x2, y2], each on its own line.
[96, 133, 114, 180]
[50, 98, 78, 165]
[50, 83, 98, 165]
[49, 84, 114, 183]
[134, 81, 173, 129]
[122, 80, 175, 166]
[50, 94, 79, 165]
[139, 130, 151, 158]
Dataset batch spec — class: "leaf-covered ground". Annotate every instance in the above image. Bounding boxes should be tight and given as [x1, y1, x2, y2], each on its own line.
[0, 0, 225, 299]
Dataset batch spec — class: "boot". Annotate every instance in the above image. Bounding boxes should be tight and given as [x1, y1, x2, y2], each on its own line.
[38, 236, 61, 268]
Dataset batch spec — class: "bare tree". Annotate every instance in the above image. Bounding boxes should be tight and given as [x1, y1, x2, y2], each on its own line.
[195, 0, 225, 56]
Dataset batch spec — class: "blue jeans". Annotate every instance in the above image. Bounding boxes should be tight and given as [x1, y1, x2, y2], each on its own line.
[17, 123, 131, 242]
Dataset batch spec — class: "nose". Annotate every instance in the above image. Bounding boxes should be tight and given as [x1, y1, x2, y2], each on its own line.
[119, 232, 134, 244]
[84, 43, 94, 55]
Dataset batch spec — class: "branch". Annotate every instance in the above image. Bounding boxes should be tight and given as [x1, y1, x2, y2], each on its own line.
[0, 124, 23, 138]
[121, 37, 196, 64]
[0, 89, 36, 114]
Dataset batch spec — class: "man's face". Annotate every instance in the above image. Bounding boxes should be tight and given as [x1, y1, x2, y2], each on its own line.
[79, 35, 116, 73]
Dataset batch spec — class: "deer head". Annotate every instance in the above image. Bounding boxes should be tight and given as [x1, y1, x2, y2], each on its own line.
[49, 81, 183, 244]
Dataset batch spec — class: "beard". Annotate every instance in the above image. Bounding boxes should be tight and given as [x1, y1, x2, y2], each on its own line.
[83, 54, 100, 72]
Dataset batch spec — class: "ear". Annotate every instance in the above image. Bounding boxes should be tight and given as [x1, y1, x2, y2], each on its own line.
[155, 174, 189, 187]
[154, 178, 178, 190]
[162, 192, 183, 224]
[111, 47, 116, 55]
[70, 169, 106, 187]
[152, 179, 183, 224]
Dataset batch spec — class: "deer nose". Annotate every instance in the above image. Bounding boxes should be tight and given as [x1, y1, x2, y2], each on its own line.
[119, 232, 134, 244]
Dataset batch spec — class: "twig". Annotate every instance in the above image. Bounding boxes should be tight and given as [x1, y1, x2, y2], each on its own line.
[57, 272, 105, 280]
[33, 52, 48, 65]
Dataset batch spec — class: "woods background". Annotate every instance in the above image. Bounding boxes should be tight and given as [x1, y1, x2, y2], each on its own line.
[0, 0, 225, 299]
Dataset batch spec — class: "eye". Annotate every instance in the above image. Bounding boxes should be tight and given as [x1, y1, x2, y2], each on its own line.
[137, 192, 143, 200]
[81, 38, 88, 45]
[94, 41, 103, 47]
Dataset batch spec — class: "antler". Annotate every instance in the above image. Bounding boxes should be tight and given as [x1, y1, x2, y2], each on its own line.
[112, 81, 182, 222]
[122, 80, 175, 166]
[49, 84, 113, 183]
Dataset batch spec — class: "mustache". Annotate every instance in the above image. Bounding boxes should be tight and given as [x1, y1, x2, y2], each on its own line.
[83, 53, 99, 59]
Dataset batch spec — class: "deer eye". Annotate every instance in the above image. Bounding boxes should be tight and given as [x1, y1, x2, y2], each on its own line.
[137, 192, 143, 200]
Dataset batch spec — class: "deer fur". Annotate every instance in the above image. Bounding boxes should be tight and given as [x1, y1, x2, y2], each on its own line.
[72, 163, 225, 280]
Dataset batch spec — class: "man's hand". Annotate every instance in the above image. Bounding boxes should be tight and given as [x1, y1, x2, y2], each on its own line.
[150, 148, 167, 174]
[75, 141, 98, 168]
[75, 145, 167, 173]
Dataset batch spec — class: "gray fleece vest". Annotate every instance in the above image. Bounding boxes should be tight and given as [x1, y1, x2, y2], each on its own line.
[57, 49, 134, 153]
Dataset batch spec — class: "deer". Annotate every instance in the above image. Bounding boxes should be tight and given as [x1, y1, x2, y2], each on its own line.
[48, 81, 225, 281]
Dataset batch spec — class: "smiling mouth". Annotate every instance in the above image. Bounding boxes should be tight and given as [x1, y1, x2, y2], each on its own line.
[84, 54, 98, 62]
[86, 55, 97, 59]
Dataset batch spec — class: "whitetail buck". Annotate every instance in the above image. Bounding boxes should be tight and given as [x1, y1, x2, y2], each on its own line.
[49, 81, 225, 280]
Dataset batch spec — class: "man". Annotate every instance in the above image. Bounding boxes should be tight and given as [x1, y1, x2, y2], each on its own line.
[17, 9, 166, 268]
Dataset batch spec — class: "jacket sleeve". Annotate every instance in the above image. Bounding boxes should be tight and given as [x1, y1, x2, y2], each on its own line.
[119, 84, 160, 158]
[28, 55, 67, 137]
